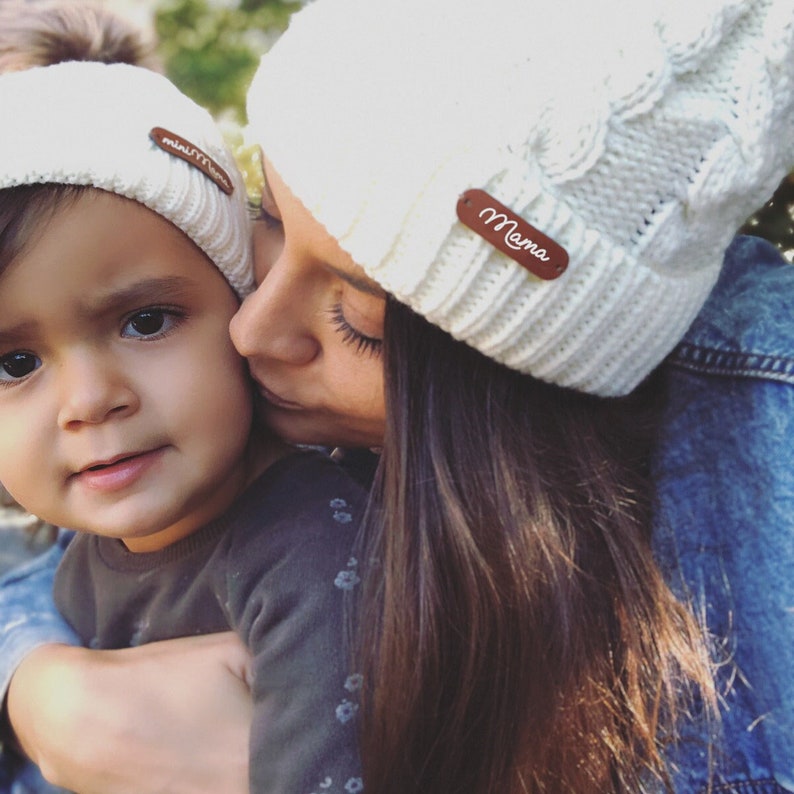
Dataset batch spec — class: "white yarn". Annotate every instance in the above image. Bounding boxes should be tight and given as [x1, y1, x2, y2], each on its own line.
[248, 0, 794, 396]
[0, 62, 252, 298]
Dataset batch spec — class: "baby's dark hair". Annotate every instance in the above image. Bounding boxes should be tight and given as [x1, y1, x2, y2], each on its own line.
[0, 183, 87, 277]
[0, 0, 159, 73]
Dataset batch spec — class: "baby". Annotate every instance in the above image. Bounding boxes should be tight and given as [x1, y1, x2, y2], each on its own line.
[0, 60, 364, 794]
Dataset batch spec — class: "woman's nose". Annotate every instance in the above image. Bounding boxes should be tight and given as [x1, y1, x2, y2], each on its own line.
[57, 351, 138, 430]
[230, 258, 320, 366]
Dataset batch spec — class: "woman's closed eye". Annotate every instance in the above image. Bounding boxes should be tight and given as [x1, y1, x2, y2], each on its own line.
[328, 303, 383, 357]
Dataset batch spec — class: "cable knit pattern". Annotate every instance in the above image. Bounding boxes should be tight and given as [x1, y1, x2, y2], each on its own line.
[248, 0, 794, 395]
[0, 62, 253, 298]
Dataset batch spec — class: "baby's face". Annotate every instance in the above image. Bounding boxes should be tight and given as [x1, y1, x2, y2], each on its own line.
[0, 191, 254, 551]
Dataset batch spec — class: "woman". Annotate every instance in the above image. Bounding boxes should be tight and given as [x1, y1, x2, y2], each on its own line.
[3, 0, 794, 791]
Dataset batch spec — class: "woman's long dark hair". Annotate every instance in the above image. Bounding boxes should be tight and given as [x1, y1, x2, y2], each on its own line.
[355, 298, 714, 793]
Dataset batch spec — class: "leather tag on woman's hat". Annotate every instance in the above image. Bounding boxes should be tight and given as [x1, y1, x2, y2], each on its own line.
[457, 188, 568, 280]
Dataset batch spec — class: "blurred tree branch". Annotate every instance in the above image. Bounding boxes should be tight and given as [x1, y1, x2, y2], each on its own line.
[155, 0, 300, 121]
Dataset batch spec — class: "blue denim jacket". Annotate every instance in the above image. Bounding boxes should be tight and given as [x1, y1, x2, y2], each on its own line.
[1, 235, 792, 793]
[653, 235, 794, 793]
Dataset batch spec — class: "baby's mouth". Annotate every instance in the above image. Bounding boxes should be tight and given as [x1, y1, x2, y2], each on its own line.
[80, 452, 141, 473]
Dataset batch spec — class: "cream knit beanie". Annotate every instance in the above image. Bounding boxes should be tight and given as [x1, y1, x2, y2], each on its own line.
[0, 61, 253, 297]
[248, 0, 794, 396]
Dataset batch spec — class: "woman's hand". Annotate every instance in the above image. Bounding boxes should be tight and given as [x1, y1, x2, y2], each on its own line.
[7, 633, 253, 794]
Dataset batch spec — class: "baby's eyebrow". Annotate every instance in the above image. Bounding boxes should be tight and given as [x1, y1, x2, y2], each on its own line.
[0, 277, 200, 346]
[0, 320, 37, 348]
[77, 276, 196, 319]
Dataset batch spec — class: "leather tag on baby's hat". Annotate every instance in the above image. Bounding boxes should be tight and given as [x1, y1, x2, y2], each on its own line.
[456, 189, 568, 280]
[150, 127, 234, 195]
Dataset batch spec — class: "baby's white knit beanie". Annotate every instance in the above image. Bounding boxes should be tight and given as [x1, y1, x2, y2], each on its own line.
[248, 0, 794, 396]
[0, 61, 252, 297]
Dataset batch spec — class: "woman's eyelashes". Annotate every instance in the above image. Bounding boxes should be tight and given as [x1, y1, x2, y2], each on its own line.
[328, 303, 383, 357]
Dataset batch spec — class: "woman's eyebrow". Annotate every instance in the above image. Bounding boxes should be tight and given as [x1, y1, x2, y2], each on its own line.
[326, 265, 386, 298]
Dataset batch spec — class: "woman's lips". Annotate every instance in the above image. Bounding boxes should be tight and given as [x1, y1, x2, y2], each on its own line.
[73, 447, 166, 493]
[256, 383, 302, 410]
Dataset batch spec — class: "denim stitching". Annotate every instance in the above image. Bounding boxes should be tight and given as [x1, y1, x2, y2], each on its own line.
[670, 343, 794, 385]
[706, 780, 789, 794]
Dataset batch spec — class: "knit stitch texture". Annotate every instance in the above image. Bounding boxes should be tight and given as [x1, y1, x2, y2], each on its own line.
[0, 61, 252, 297]
[249, 0, 794, 395]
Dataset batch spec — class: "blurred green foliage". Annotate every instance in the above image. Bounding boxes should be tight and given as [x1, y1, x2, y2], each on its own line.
[154, 0, 300, 121]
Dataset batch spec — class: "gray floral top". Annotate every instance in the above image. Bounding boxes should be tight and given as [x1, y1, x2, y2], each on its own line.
[53, 450, 366, 794]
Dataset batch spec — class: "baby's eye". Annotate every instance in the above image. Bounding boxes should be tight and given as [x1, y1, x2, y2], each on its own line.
[0, 351, 41, 382]
[121, 309, 182, 339]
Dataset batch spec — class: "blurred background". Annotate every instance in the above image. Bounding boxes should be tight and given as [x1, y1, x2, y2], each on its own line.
[109, 0, 300, 121]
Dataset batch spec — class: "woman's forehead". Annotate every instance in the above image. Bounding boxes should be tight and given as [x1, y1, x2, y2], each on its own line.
[261, 155, 385, 298]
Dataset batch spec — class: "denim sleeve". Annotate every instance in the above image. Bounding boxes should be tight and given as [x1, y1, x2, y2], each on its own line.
[655, 368, 794, 794]
[0, 532, 79, 703]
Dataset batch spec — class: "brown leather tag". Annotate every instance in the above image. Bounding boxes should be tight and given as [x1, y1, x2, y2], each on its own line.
[456, 189, 567, 280]
[149, 127, 234, 195]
